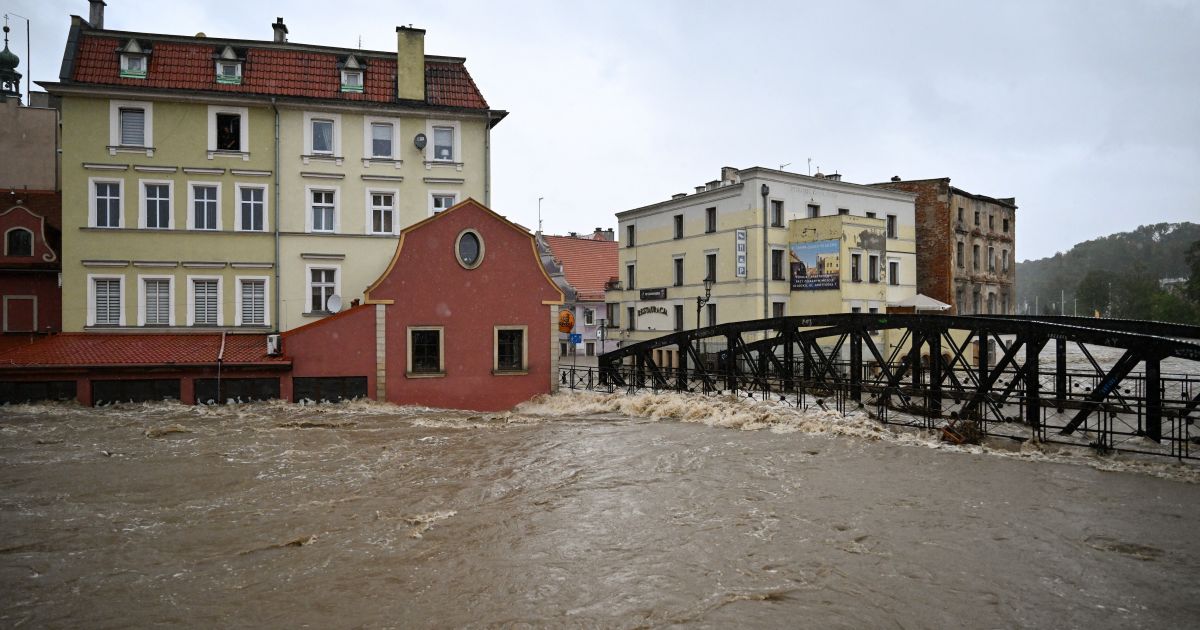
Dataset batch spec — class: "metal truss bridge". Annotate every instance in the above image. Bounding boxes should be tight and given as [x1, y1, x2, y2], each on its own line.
[559, 314, 1200, 460]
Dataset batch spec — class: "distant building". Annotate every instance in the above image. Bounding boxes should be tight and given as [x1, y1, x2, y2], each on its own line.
[871, 177, 1016, 315]
[39, 1, 506, 333]
[542, 229, 618, 358]
[610, 166, 917, 360]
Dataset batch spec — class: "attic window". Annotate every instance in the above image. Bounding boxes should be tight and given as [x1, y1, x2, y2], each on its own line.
[215, 46, 243, 85]
[339, 55, 364, 93]
[118, 39, 149, 78]
[341, 70, 363, 92]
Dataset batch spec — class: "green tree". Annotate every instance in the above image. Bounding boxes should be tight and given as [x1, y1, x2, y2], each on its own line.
[1075, 269, 1111, 316]
[1185, 239, 1200, 304]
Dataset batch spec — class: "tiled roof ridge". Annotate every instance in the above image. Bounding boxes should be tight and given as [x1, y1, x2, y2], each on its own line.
[80, 25, 466, 63]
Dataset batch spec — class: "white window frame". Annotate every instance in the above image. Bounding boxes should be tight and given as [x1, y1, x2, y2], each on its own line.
[340, 69, 363, 92]
[425, 119, 461, 165]
[207, 105, 250, 157]
[108, 100, 153, 151]
[88, 274, 126, 327]
[305, 185, 339, 233]
[363, 116, 400, 161]
[187, 275, 223, 327]
[583, 308, 595, 326]
[428, 190, 458, 216]
[138, 179, 175, 230]
[493, 325, 529, 374]
[138, 274, 175, 327]
[187, 181, 222, 231]
[365, 188, 400, 235]
[234, 183, 269, 232]
[303, 111, 342, 158]
[120, 53, 147, 78]
[407, 325, 445, 377]
[771, 247, 786, 281]
[305, 264, 341, 314]
[887, 258, 901, 287]
[673, 255, 685, 287]
[235, 276, 270, 327]
[88, 177, 123, 228]
[215, 60, 243, 83]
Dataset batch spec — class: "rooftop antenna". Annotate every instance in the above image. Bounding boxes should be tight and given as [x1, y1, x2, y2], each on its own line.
[357, 35, 362, 48]
[779, 162, 791, 171]
[537, 197, 544, 234]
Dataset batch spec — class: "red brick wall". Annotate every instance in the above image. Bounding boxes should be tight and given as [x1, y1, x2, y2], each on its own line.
[873, 179, 954, 309]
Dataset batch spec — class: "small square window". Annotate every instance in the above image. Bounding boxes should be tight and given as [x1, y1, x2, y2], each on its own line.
[5, 228, 33, 257]
[371, 192, 394, 234]
[770, 200, 784, 226]
[309, 267, 337, 313]
[807, 204, 819, 218]
[495, 327, 526, 372]
[431, 193, 456, 214]
[341, 70, 364, 93]
[120, 54, 147, 78]
[216, 61, 242, 84]
[409, 328, 443, 375]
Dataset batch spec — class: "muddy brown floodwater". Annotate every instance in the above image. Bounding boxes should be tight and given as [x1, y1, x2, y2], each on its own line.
[2, 391, 1199, 628]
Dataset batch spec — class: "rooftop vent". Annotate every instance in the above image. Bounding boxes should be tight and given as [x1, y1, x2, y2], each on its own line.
[671, 193, 687, 199]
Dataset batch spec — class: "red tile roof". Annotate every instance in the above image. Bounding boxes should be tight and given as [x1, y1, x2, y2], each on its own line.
[543, 235, 619, 302]
[0, 333, 289, 369]
[70, 34, 489, 109]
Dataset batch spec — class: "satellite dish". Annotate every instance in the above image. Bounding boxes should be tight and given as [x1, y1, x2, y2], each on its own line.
[414, 133, 427, 150]
[327, 294, 343, 313]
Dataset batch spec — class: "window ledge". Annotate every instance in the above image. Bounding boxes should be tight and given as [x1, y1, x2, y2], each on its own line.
[302, 154, 344, 166]
[362, 158, 403, 169]
[208, 150, 250, 161]
[406, 371, 446, 379]
[107, 145, 155, 157]
[492, 369, 529, 376]
[423, 160, 464, 172]
[302, 311, 333, 318]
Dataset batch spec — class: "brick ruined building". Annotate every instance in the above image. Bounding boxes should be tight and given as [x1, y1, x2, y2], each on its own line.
[871, 178, 1016, 315]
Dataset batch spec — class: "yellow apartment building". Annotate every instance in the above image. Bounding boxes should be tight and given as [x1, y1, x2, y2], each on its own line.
[609, 166, 918, 357]
[41, 3, 504, 332]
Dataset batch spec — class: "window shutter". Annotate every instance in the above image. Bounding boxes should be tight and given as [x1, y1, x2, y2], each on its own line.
[120, 108, 145, 146]
[195, 280, 218, 325]
[242, 280, 265, 325]
[96, 279, 121, 325]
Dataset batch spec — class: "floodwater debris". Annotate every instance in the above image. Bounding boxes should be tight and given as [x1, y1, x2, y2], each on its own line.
[144, 424, 193, 438]
[239, 534, 317, 555]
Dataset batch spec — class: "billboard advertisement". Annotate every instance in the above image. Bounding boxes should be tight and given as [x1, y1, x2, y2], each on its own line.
[790, 240, 841, 291]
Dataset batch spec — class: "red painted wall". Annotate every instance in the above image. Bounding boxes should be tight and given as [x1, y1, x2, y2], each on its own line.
[282, 304, 377, 399]
[369, 200, 562, 411]
[1, 272, 61, 332]
[1, 196, 62, 333]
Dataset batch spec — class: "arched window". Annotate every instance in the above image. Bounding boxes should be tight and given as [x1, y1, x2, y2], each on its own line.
[5, 228, 33, 257]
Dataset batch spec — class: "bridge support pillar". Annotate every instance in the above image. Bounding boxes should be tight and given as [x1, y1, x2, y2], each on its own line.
[725, 334, 738, 393]
[1025, 337, 1041, 430]
[928, 330, 942, 415]
[1146, 356, 1162, 442]
[850, 331, 862, 403]
[1055, 337, 1067, 412]
[677, 343, 689, 391]
[783, 328, 795, 392]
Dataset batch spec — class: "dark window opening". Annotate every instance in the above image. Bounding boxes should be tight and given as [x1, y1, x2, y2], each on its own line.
[216, 113, 241, 151]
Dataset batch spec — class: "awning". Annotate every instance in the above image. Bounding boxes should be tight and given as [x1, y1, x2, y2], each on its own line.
[891, 293, 952, 311]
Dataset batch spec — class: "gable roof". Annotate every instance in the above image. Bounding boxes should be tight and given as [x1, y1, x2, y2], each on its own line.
[542, 235, 619, 302]
[0, 333, 289, 369]
[56, 29, 494, 112]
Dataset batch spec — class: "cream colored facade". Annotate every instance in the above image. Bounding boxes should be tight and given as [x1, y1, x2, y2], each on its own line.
[276, 109, 488, 330]
[43, 13, 502, 333]
[610, 167, 917, 350]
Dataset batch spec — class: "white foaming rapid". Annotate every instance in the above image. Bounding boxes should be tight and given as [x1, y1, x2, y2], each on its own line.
[515, 390, 1200, 483]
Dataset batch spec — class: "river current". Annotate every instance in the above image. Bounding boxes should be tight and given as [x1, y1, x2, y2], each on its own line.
[2, 391, 1198, 628]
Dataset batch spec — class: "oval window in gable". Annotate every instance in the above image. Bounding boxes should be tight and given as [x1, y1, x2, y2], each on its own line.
[456, 229, 484, 269]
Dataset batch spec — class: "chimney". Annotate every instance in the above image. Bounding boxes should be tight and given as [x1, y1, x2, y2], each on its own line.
[695, 185, 706, 194]
[272, 18, 288, 43]
[827, 172, 842, 182]
[395, 25, 426, 101]
[720, 166, 740, 185]
[891, 175, 901, 182]
[88, 0, 106, 29]
[593, 227, 614, 241]
[706, 180, 720, 191]
[671, 193, 687, 199]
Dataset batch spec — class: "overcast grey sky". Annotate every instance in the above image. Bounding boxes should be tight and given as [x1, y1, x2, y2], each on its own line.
[7, 0, 1199, 261]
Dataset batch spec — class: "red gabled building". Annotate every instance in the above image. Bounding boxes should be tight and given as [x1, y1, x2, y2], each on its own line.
[1, 189, 62, 335]
[542, 230, 619, 358]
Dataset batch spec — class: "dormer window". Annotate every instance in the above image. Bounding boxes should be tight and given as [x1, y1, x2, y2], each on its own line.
[341, 70, 363, 92]
[338, 55, 365, 93]
[215, 46, 243, 85]
[118, 39, 150, 78]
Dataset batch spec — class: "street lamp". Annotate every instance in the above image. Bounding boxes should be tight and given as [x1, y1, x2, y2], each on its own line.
[696, 275, 714, 330]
